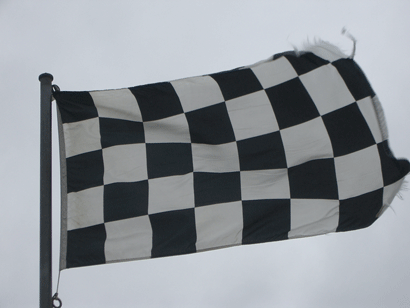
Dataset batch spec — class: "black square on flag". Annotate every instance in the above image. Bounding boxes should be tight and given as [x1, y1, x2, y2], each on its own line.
[194, 172, 241, 207]
[288, 158, 338, 199]
[150, 209, 197, 258]
[237, 132, 287, 170]
[146, 143, 193, 179]
[130, 82, 184, 121]
[242, 199, 290, 244]
[265, 78, 320, 129]
[66, 150, 104, 193]
[104, 181, 149, 222]
[322, 103, 376, 157]
[211, 68, 263, 101]
[186, 102, 236, 145]
[99, 118, 145, 148]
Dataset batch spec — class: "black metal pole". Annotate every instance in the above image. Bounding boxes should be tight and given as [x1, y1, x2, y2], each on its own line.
[39, 73, 53, 308]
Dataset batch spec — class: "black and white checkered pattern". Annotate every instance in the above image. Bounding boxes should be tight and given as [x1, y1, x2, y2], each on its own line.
[55, 50, 409, 269]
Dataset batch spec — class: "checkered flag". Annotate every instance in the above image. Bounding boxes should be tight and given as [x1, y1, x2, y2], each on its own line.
[55, 43, 409, 269]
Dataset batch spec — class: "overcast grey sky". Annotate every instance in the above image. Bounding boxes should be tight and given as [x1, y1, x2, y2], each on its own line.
[1, 1, 409, 307]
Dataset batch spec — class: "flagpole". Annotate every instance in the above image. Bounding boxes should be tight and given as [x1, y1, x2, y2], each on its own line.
[39, 73, 54, 308]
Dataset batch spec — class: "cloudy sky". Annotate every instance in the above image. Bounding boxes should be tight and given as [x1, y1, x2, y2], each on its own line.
[1, 1, 409, 307]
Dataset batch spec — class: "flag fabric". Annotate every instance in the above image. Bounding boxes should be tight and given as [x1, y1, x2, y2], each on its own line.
[55, 42, 409, 270]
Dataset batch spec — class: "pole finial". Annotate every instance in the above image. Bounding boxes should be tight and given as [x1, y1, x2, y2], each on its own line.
[39, 73, 54, 82]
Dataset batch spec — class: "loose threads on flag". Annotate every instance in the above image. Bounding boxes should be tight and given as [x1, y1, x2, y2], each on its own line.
[397, 179, 409, 200]
[297, 38, 349, 62]
[342, 27, 357, 59]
